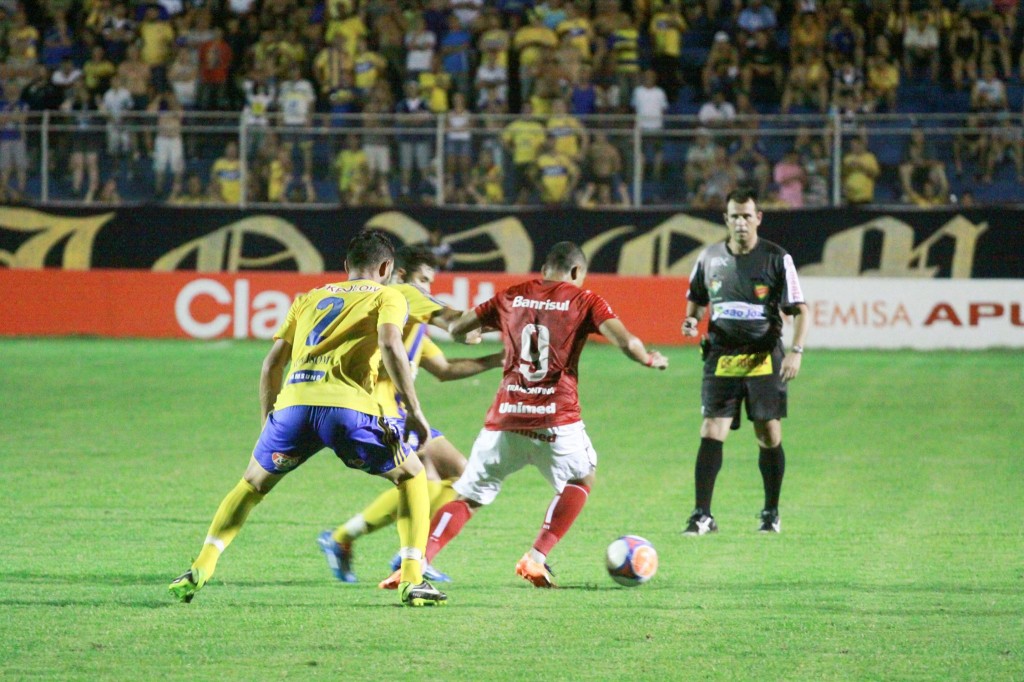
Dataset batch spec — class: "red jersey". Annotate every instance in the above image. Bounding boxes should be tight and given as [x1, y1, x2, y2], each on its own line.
[476, 279, 617, 430]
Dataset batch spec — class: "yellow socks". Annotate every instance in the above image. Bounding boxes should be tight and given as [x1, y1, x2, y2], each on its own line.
[332, 484, 402, 546]
[331, 477, 456, 550]
[192, 479, 265, 581]
[429, 479, 458, 515]
[395, 469, 429, 585]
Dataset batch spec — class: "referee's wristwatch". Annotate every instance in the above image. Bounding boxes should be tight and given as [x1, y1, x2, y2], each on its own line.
[791, 345, 804, 354]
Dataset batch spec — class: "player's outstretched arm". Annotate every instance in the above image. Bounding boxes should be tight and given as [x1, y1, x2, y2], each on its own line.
[449, 309, 484, 344]
[260, 338, 292, 425]
[420, 351, 505, 382]
[378, 322, 431, 446]
[598, 318, 668, 370]
[429, 306, 483, 344]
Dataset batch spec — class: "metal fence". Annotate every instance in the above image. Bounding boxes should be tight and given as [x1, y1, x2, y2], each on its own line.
[1, 111, 1021, 207]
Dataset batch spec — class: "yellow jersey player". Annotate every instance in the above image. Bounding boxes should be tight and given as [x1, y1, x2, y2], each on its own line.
[318, 245, 504, 584]
[169, 231, 447, 607]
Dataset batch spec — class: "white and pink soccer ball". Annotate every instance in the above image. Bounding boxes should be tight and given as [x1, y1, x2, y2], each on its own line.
[605, 535, 658, 587]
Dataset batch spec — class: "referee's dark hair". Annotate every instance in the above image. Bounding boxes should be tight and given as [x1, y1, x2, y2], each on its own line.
[544, 241, 587, 273]
[396, 244, 438, 275]
[726, 186, 759, 205]
[345, 230, 395, 270]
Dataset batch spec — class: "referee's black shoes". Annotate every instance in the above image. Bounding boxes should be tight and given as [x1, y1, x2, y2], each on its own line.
[682, 510, 718, 536]
[758, 508, 781, 533]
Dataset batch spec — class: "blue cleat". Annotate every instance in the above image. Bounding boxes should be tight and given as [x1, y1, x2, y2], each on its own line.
[424, 563, 452, 583]
[318, 530, 357, 583]
[389, 551, 452, 583]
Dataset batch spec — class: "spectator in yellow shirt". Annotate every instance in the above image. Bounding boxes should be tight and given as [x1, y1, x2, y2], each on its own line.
[513, 12, 558, 101]
[501, 102, 547, 202]
[210, 141, 243, 205]
[353, 37, 387, 94]
[545, 98, 588, 163]
[468, 149, 505, 206]
[139, 6, 175, 89]
[334, 133, 370, 204]
[531, 139, 579, 205]
[418, 56, 451, 113]
[83, 45, 117, 95]
[649, 0, 686, 99]
[842, 136, 880, 205]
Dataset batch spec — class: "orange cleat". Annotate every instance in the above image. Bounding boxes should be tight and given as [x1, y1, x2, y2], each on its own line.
[378, 569, 402, 590]
[514, 553, 556, 588]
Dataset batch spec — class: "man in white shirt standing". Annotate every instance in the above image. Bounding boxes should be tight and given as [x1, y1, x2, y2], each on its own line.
[277, 64, 317, 178]
[631, 69, 668, 192]
[100, 74, 135, 175]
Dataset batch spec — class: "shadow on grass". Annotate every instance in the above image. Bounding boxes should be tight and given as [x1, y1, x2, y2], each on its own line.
[3, 570, 177, 585]
[0, 598, 173, 609]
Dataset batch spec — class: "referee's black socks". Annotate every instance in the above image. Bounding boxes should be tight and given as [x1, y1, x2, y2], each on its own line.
[758, 445, 786, 511]
[695, 437, 724, 514]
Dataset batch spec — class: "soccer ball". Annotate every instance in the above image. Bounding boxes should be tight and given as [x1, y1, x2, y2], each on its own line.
[605, 535, 658, 587]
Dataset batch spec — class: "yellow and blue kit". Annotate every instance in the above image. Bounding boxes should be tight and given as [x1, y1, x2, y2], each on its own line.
[253, 279, 413, 475]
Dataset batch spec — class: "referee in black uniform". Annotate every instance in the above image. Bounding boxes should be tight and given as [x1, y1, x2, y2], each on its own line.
[681, 187, 808, 535]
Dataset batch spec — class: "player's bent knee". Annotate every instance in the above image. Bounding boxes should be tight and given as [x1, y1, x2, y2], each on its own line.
[243, 458, 284, 494]
[569, 473, 596, 489]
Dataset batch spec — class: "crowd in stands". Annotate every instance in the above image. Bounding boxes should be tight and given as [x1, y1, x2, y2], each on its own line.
[0, 0, 1022, 207]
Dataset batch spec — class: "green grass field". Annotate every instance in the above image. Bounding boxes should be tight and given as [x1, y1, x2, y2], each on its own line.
[1, 339, 1021, 681]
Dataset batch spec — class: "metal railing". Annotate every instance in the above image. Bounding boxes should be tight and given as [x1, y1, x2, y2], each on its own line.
[1, 110, 1021, 207]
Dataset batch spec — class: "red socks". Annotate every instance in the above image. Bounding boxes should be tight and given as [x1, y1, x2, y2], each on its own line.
[425, 500, 473, 563]
[426, 485, 591, 564]
[533, 483, 590, 556]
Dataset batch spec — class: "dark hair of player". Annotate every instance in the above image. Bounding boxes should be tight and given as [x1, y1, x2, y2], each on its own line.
[544, 241, 587, 273]
[396, 244, 438, 275]
[726, 186, 759, 205]
[346, 230, 395, 269]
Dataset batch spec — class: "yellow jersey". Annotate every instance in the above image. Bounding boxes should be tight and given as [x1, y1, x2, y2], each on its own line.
[267, 160, 287, 202]
[419, 71, 451, 113]
[650, 11, 686, 58]
[483, 165, 504, 203]
[611, 27, 640, 73]
[556, 18, 593, 60]
[371, 283, 445, 417]
[502, 120, 547, 165]
[536, 152, 575, 202]
[273, 280, 409, 415]
[353, 51, 386, 90]
[139, 21, 175, 66]
[547, 115, 584, 158]
[211, 158, 241, 204]
[335, 149, 368, 193]
[514, 25, 558, 68]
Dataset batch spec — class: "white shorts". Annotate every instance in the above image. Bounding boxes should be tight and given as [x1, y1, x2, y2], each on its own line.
[153, 136, 184, 174]
[364, 143, 390, 174]
[453, 422, 597, 506]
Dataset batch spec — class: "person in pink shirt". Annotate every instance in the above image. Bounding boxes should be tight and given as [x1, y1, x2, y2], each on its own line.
[773, 150, 807, 208]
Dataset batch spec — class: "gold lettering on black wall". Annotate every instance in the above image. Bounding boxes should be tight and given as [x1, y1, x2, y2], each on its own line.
[152, 216, 325, 272]
[367, 212, 533, 272]
[802, 216, 988, 278]
[615, 214, 727, 275]
[0, 208, 113, 269]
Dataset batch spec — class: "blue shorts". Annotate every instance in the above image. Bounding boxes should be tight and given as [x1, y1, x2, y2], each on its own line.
[252, 405, 410, 475]
[400, 417, 443, 452]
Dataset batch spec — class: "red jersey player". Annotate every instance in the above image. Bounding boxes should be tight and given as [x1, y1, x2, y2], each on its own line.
[396, 241, 668, 588]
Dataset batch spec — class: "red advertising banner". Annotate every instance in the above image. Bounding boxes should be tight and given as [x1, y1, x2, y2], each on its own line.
[0, 270, 694, 345]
